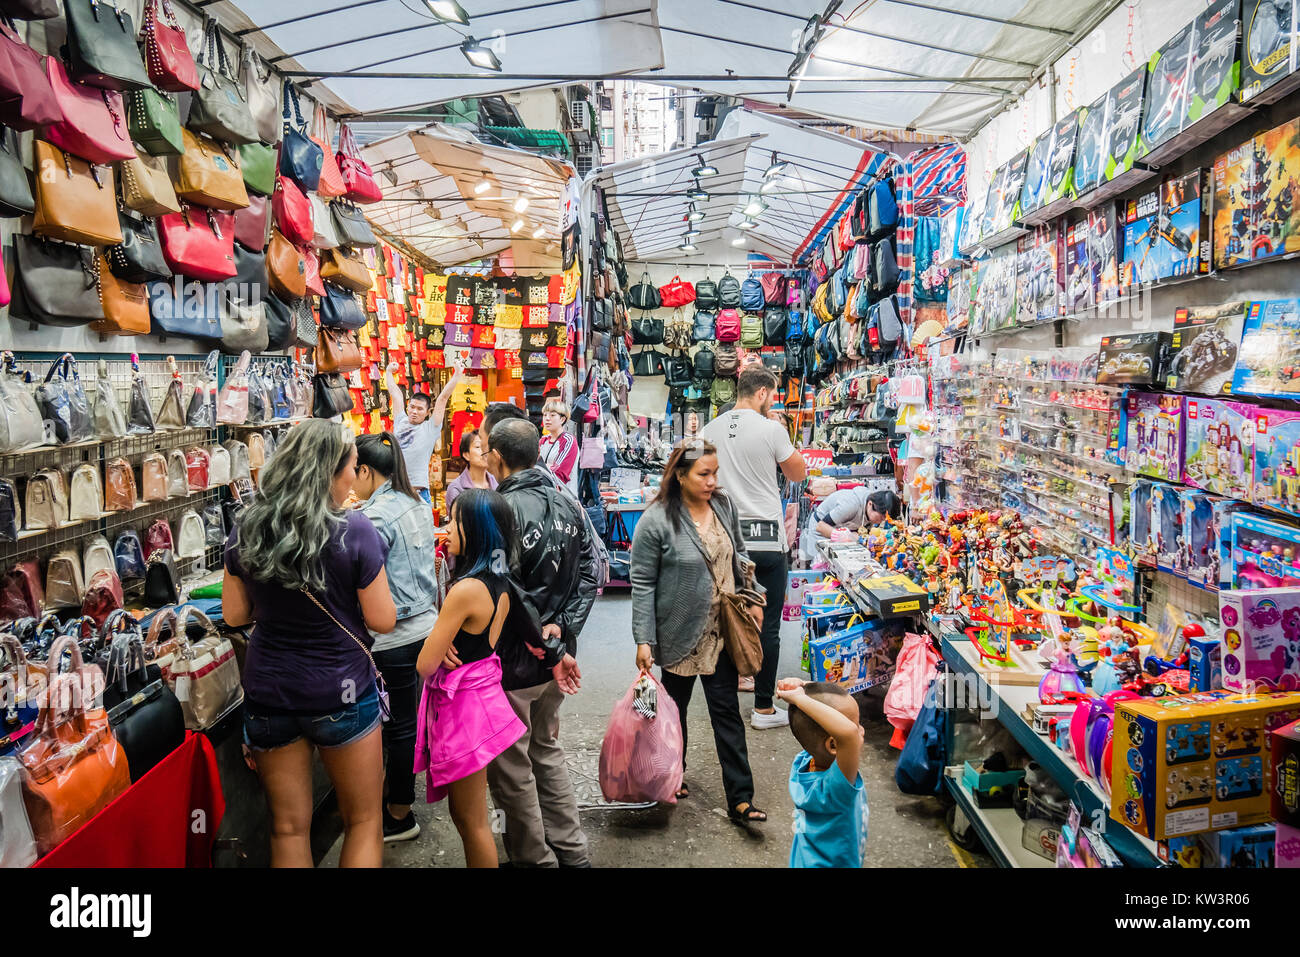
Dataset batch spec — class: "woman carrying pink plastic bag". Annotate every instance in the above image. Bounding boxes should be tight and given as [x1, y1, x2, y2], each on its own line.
[599, 673, 684, 805]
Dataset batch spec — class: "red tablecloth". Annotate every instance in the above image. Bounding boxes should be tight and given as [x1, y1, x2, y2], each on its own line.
[35, 732, 224, 868]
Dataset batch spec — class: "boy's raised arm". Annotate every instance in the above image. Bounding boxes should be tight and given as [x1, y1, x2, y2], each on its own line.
[777, 683, 863, 783]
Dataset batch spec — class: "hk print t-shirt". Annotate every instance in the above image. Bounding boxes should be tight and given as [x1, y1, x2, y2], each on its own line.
[699, 408, 796, 552]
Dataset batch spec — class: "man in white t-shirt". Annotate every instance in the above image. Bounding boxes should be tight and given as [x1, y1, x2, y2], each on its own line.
[386, 362, 462, 504]
[701, 365, 808, 729]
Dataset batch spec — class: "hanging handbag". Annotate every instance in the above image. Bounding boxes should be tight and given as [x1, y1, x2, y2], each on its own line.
[219, 245, 269, 354]
[99, 613, 185, 783]
[125, 85, 184, 155]
[630, 315, 664, 345]
[302, 247, 325, 297]
[185, 351, 217, 428]
[19, 636, 131, 857]
[155, 356, 186, 428]
[188, 19, 259, 145]
[64, 0, 151, 91]
[308, 193, 340, 248]
[320, 285, 365, 330]
[42, 57, 134, 164]
[631, 348, 663, 377]
[36, 354, 94, 444]
[241, 46, 281, 144]
[658, 275, 695, 308]
[234, 192, 271, 250]
[311, 102, 346, 198]
[263, 291, 294, 351]
[103, 458, 136, 512]
[142, 0, 198, 92]
[140, 452, 167, 500]
[292, 298, 317, 348]
[201, 503, 225, 546]
[68, 463, 103, 521]
[159, 204, 236, 282]
[320, 246, 371, 292]
[0, 352, 43, 452]
[223, 440, 251, 484]
[272, 173, 313, 245]
[31, 140, 121, 246]
[336, 122, 382, 203]
[23, 469, 65, 530]
[151, 605, 243, 730]
[266, 229, 306, 299]
[112, 528, 146, 580]
[184, 446, 210, 491]
[627, 272, 660, 311]
[0, 20, 61, 131]
[175, 508, 206, 558]
[81, 536, 115, 584]
[0, 126, 33, 216]
[106, 211, 171, 285]
[216, 350, 250, 424]
[316, 325, 362, 373]
[127, 357, 156, 435]
[312, 373, 353, 417]
[120, 147, 182, 216]
[148, 277, 222, 340]
[91, 359, 126, 438]
[143, 548, 179, 605]
[92, 251, 150, 336]
[697, 535, 765, 678]
[45, 548, 85, 607]
[279, 82, 322, 191]
[144, 518, 173, 559]
[331, 201, 377, 247]
[175, 127, 249, 210]
[0, 559, 43, 622]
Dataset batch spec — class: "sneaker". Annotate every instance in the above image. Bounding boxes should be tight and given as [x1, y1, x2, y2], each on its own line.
[382, 809, 420, 843]
[750, 708, 790, 730]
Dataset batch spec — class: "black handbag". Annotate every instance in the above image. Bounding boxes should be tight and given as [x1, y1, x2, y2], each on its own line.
[107, 212, 171, 283]
[331, 201, 378, 248]
[663, 353, 693, 387]
[0, 125, 33, 217]
[279, 82, 323, 192]
[627, 272, 660, 311]
[218, 246, 269, 355]
[590, 298, 612, 332]
[264, 291, 295, 351]
[99, 613, 185, 783]
[320, 285, 366, 330]
[10, 235, 103, 327]
[762, 305, 787, 343]
[313, 372, 353, 417]
[691, 310, 716, 342]
[631, 348, 663, 377]
[631, 316, 664, 345]
[144, 549, 180, 606]
[291, 296, 317, 348]
[694, 278, 719, 310]
[189, 19, 259, 145]
[64, 0, 151, 91]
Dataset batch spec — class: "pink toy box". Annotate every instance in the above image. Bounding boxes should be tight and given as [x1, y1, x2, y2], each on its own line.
[1218, 587, 1300, 692]
[1182, 397, 1255, 501]
[1252, 405, 1300, 517]
[1125, 391, 1184, 482]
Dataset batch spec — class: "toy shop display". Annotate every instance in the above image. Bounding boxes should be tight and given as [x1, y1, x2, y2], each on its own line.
[983, 149, 1030, 242]
[1015, 224, 1063, 325]
[1183, 397, 1255, 499]
[1250, 404, 1300, 514]
[1073, 92, 1111, 198]
[1089, 203, 1124, 305]
[1272, 717, 1300, 826]
[1232, 298, 1300, 398]
[1165, 301, 1248, 394]
[969, 244, 1017, 335]
[1110, 688, 1300, 841]
[1212, 116, 1300, 270]
[1240, 0, 1300, 104]
[1021, 110, 1081, 225]
[1104, 67, 1153, 187]
[1098, 333, 1169, 385]
[1231, 511, 1300, 587]
[807, 616, 905, 694]
[1218, 587, 1300, 690]
[1125, 391, 1185, 481]
[1122, 171, 1211, 285]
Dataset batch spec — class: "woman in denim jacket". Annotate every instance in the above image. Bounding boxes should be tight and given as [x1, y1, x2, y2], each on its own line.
[354, 432, 443, 843]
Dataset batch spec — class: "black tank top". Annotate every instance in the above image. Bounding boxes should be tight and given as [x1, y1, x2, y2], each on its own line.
[453, 575, 507, 664]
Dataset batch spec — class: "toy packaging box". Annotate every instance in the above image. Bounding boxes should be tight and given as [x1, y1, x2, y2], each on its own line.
[1164, 300, 1248, 394]
[1272, 717, 1300, 826]
[1219, 586, 1300, 691]
[1277, 822, 1300, 866]
[980, 163, 1008, 239]
[970, 245, 1017, 334]
[1110, 689, 1300, 841]
[1232, 298, 1300, 399]
[1163, 170, 1212, 277]
[1090, 203, 1123, 304]
[1240, 0, 1300, 104]
[1015, 224, 1062, 325]
[1181, 494, 1244, 586]
[1121, 188, 1163, 286]
[1189, 633, 1224, 691]
[1142, 20, 1197, 155]
[1064, 217, 1096, 313]
[1126, 392, 1185, 481]
[1152, 482, 1184, 570]
[1231, 511, 1300, 588]
[1130, 478, 1157, 555]
[1182, 397, 1255, 498]
[1212, 117, 1300, 270]
[1192, 0, 1243, 118]
[807, 617, 903, 694]
[1198, 823, 1277, 866]
[987, 149, 1029, 238]
[1072, 91, 1110, 197]
[1103, 67, 1152, 184]
[1098, 332, 1169, 384]
[1250, 403, 1300, 514]
[1020, 112, 1080, 222]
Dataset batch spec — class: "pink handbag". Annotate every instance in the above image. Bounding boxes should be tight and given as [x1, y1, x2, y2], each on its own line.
[234, 194, 270, 251]
[42, 57, 134, 165]
[336, 123, 383, 204]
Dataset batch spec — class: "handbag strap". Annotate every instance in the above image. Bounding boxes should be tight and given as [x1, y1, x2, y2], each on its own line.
[300, 585, 382, 682]
[283, 82, 306, 129]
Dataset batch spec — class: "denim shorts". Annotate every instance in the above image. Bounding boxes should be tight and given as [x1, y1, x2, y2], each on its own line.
[244, 687, 382, 752]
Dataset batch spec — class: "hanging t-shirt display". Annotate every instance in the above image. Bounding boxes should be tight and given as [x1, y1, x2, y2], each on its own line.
[495, 275, 526, 305]
[446, 275, 474, 306]
[523, 328, 550, 351]
[472, 278, 498, 307]
[523, 305, 549, 326]
[524, 277, 549, 305]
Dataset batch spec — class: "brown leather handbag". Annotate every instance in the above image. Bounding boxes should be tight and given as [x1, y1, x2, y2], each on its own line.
[121, 147, 181, 217]
[319, 247, 371, 293]
[141, 452, 168, 502]
[315, 325, 361, 374]
[266, 229, 306, 300]
[173, 128, 250, 211]
[91, 253, 150, 336]
[695, 531, 766, 678]
[32, 141, 122, 247]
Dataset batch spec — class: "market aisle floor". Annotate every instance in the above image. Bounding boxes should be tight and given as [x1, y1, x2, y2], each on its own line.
[323, 591, 982, 868]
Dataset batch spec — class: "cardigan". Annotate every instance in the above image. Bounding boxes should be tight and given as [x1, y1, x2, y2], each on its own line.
[630, 490, 759, 667]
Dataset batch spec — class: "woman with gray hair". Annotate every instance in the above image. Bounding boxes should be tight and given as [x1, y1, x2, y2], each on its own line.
[630, 438, 768, 824]
[222, 419, 397, 867]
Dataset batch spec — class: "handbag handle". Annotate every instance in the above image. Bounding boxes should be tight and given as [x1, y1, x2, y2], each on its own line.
[0, 633, 32, 714]
[282, 82, 307, 130]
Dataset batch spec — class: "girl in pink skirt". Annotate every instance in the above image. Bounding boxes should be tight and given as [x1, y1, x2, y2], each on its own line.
[415, 489, 526, 867]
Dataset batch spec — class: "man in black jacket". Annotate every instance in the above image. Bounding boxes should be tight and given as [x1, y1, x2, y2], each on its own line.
[482, 417, 594, 867]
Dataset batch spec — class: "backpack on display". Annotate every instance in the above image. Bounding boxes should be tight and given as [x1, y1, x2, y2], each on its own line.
[166, 449, 188, 497]
[693, 345, 716, 379]
[662, 354, 693, 388]
[81, 569, 123, 626]
[694, 277, 719, 310]
[740, 275, 765, 312]
[24, 469, 67, 531]
[762, 306, 787, 343]
[871, 239, 899, 295]
[740, 313, 764, 349]
[691, 310, 716, 342]
[786, 309, 804, 342]
[715, 309, 741, 342]
[785, 340, 804, 378]
[114, 529, 147, 581]
[176, 509, 206, 559]
[45, 549, 85, 608]
[144, 548, 179, 606]
[717, 272, 741, 308]
[224, 440, 251, 483]
[141, 452, 169, 502]
[868, 178, 898, 239]
[760, 350, 786, 375]
[207, 445, 231, 487]
[714, 342, 739, 377]
[710, 376, 737, 408]
[760, 272, 787, 305]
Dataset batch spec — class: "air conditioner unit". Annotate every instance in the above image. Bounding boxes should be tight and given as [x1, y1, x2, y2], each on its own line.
[569, 100, 588, 128]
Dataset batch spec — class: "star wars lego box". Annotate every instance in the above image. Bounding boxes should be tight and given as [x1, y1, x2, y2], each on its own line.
[1089, 202, 1123, 305]
[1111, 689, 1300, 841]
[1022, 110, 1082, 226]
[1142, 18, 1199, 156]
[1165, 300, 1248, 395]
[1121, 188, 1164, 285]
[1015, 223, 1063, 325]
[1240, 0, 1300, 104]
[1164, 169, 1212, 277]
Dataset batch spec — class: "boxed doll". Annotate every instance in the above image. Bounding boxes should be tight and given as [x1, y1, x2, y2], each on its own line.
[1231, 511, 1300, 588]
[1250, 404, 1300, 515]
[1218, 586, 1300, 691]
[1130, 479, 1157, 556]
[1164, 300, 1248, 394]
[1182, 397, 1255, 499]
[1180, 491, 1244, 586]
[1124, 391, 1184, 481]
[1152, 483, 1184, 571]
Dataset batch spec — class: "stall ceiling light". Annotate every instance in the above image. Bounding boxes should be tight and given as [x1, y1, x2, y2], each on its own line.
[679, 240, 698, 252]
[424, 0, 470, 24]
[460, 36, 502, 71]
[513, 196, 529, 213]
[684, 228, 701, 240]
[532, 226, 545, 239]
[742, 196, 767, 218]
[731, 235, 747, 247]
[763, 153, 789, 179]
[473, 172, 494, 194]
[686, 176, 708, 202]
[511, 219, 525, 232]
[685, 204, 704, 223]
[758, 178, 782, 195]
[737, 217, 759, 230]
[690, 153, 718, 177]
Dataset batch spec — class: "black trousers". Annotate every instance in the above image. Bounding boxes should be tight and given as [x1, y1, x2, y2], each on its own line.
[751, 549, 789, 711]
[660, 649, 754, 809]
[374, 640, 422, 808]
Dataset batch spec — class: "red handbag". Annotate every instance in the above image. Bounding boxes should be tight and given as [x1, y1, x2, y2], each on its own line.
[185, 448, 210, 492]
[144, 519, 174, 559]
[1, 559, 43, 621]
[658, 275, 696, 308]
[272, 175, 313, 246]
[336, 123, 383, 204]
[303, 247, 325, 296]
[160, 205, 236, 282]
[234, 193, 270, 251]
[0, 20, 62, 131]
[42, 57, 133, 165]
[142, 0, 199, 92]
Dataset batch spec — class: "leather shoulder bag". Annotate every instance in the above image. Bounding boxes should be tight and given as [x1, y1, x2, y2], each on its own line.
[159, 204, 236, 282]
[278, 82, 322, 192]
[265, 228, 306, 300]
[316, 325, 362, 373]
[99, 611, 185, 783]
[174, 127, 249, 210]
[331, 201, 377, 248]
[272, 173, 313, 246]
[0, 20, 61, 131]
[0, 126, 33, 217]
[92, 251, 150, 336]
[320, 285, 365, 330]
[11, 236, 103, 329]
[64, 0, 151, 91]
[188, 19, 259, 145]
[142, 0, 198, 92]
[32, 140, 121, 247]
[241, 45, 281, 144]
[42, 56, 134, 165]
[312, 372, 353, 418]
[120, 146, 182, 217]
[125, 85, 184, 156]
[320, 247, 372, 292]
[107, 211, 171, 284]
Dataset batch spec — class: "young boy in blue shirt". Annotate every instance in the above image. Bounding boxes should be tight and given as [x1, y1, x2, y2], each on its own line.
[777, 678, 869, 868]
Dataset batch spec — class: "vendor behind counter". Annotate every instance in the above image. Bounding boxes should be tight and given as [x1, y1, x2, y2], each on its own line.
[801, 488, 901, 562]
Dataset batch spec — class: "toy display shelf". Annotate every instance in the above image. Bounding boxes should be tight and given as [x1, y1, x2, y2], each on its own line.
[938, 631, 1161, 867]
[943, 768, 1054, 868]
[1134, 554, 1220, 595]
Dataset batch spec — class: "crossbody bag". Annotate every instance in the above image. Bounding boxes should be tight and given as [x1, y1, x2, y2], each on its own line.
[301, 587, 391, 722]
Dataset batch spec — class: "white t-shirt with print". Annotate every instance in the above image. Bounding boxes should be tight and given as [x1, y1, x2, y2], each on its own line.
[700, 408, 796, 553]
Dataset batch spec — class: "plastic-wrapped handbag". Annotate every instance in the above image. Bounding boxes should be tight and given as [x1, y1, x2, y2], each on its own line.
[155, 355, 186, 429]
[146, 606, 243, 731]
[224, 440, 251, 484]
[143, 518, 174, 560]
[216, 351, 250, 424]
[166, 449, 188, 498]
[201, 504, 225, 546]
[82, 536, 115, 582]
[185, 447, 210, 491]
[0, 352, 45, 452]
[0, 635, 38, 758]
[186, 350, 218, 429]
[35, 354, 93, 445]
[246, 431, 266, 470]
[207, 444, 231, 487]
[68, 463, 103, 522]
[98, 610, 185, 783]
[19, 636, 131, 856]
[289, 362, 312, 418]
[44, 549, 85, 608]
[175, 509, 206, 560]
[102, 458, 137, 513]
[127, 354, 156, 435]
[0, 478, 19, 543]
[80, 568, 123, 627]
[144, 549, 179, 606]
[24, 469, 67, 531]
[244, 363, 270, 426]
[112, 529, 147, 582]
[140, 452, 168, 502]
[0, 755, 36, 867]
[91, 359, 127, 439]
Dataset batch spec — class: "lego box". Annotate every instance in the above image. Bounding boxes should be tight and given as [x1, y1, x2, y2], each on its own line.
[1163, 170, 1212, 278]
[1121, 188, 1163, 286]
[1240, 0, 1300, 104]
[1249, 404, 1300, 516]
[1099, 333, 1168, 385]
[1073, 91, 1110, 197]
[1110, 689, 1300, 841]
[1232, 297, 1300, 399]
[1015, 224, 1062, 325]
[1219, 587, 1300, 691]
[1164, 300, 1248, 395]
[1064, 217, 1096, 313]
[1182, 397, 1255, 499]
[1020, 112, 1080, 224]
[1212, 118, 1300, 270]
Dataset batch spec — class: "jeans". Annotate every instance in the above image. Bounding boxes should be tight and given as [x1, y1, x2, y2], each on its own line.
[660, 649, 754, 809]
[751, 549, 789, 711]
[244, 688, 381, 751]
[486, 680, 589, 867]
[374, 640, 422, 807]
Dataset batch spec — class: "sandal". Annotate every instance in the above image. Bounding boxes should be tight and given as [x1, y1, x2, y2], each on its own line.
[728, 802, 767, 824]
[675, 784, 690, 800]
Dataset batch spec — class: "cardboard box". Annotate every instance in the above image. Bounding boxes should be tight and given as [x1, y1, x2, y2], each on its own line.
[1272, 717, 1300, 825]
[1110, 689, 1300, 840]
[1189, 634, 1224, 691]
[854, 572, 929, 617]
[1199, 823, 1277, 866]
[1231, 510, 1300, 587]
[1090, 202, 1123, 305]
[1015, 224, 1062, 324]
[1064, 216, 1096, 313]
[1121, 188, 1163, 286]
[1276, 821, 1300, 865]
[1124, 391, 1184, 482]
[807, 617, 903, 693]
[1164, 300, 1248, 395]
[1193, 0, 1244, 116]
[1099, 333, 1169, 385]
[1232, 297, 1300, 399]
[1073, 92, 1110, 197]
[1182, 397, 1255, 499]
[1212, 118, 1300, 270]
[1021, 110, 1082, 225]
[1164, 170, 1212, 278]
[1142, 19, 1197, 155]
[1219, 587, 1300, 692]
[1239, 0, 1300, 104]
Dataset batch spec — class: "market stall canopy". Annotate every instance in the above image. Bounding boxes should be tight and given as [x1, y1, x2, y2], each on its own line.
[357, 124, 575, 269]
[216, 0, 1125, 138]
